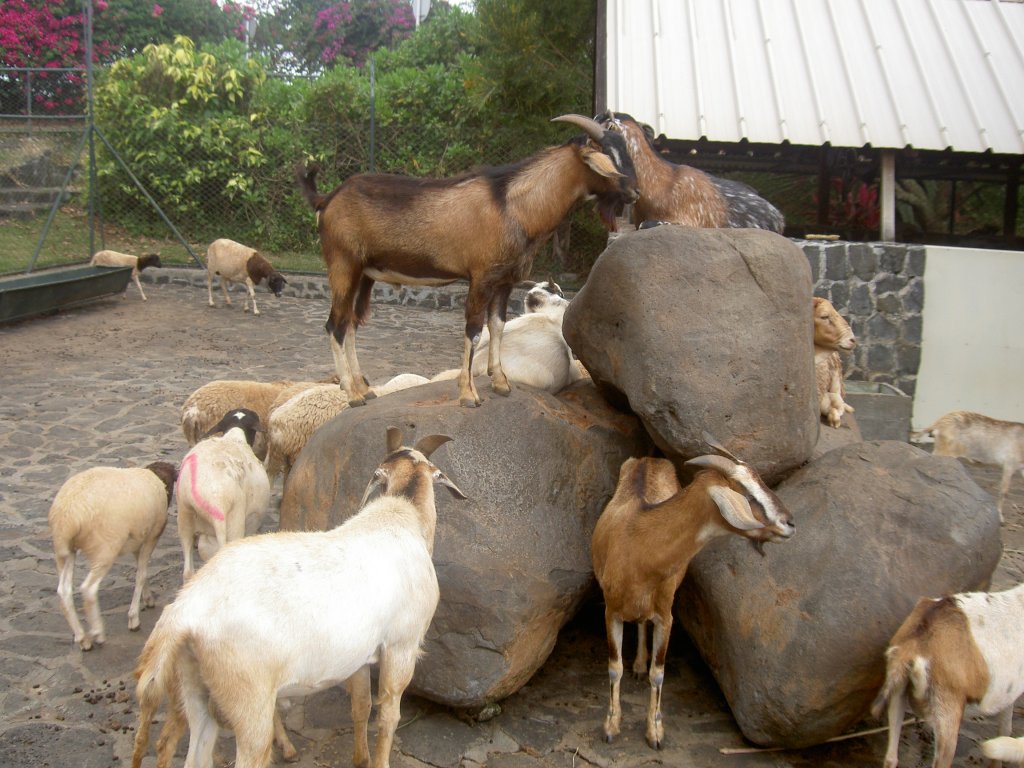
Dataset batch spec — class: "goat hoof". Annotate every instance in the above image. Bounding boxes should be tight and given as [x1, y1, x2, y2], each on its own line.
[363, 390, 377, 402]
[349, 396, 367, 407]
[646, 736, 662, 750]
[460, 397, 482, 408]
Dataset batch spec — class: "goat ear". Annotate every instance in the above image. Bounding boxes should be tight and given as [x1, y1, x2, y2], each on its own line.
[708, 486, 765, 531]
[415, 434, 453, 458]
[433, 469, 467, 500]
[359, 468, 387, 507]
[580, 146, 624, 179]
[386, 426, 403, 454]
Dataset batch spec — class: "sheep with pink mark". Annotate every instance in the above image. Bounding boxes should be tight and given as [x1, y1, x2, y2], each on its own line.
[175, 408, 270, 581]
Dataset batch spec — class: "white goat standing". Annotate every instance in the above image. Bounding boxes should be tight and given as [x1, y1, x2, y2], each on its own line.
[872, 581, 1024, 768]
[49, 461, 178, 650]
[813, 296, 857, 428]
[592, 435, 795, 749]
[913, 410, 1024, 522]
[175, 408, 270, 580]
[131, 427, 466, 768]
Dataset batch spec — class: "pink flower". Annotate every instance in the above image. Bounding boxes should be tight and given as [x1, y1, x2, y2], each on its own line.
[95, 0, 107, 10]
[152, 3, 163, 17]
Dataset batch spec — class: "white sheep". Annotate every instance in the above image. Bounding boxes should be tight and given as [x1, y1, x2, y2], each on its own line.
[205, 238, 288, 316]
[130, 427, 466, 768]
[984, 736, 1024, 765]
[175, 408, 270, 580]
[871, 580, 1024, 768]
[48, 461, 178, 651]
[90, 250, 163, 301]
[181, 376, 336, 460]
[592, 434, 795, 749]
[913, 410, 1024, 522]
[813, 296, 857, 428]
[263, 373, 430, 486]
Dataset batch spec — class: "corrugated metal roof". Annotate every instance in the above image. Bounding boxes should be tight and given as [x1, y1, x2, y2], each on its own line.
[603, 0, 1024, 154]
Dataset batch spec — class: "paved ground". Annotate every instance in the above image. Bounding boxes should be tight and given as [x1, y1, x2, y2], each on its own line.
[1, 272, 1022, 768]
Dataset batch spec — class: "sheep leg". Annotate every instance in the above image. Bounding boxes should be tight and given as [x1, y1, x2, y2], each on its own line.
[220, 277, 233, 306]
[80, 560, 113, 648]
[484, 286, 512, 396]
[206, 270, 215, 307]
[55, 550, 89, 650]
[372, 646, 418, 768]
[132, 272, 148, 301]
[245, 278, 259, 316]
[178, 511, 197, 582]
[128, 537, 159, 631]
[645, 618, 670, 749]
[347, 665, 372, 768]
[602, 611, 625, 742]
[997, 463, 1015, 523]
[633, 620, 649, 679]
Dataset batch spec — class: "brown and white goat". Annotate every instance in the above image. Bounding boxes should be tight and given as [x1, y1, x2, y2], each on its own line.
[591, 436, 795, 749]
[871, 581, 1024, 768]
[913, 410, 1024, 522]
[131, 427, 465, 768]
[296, 114, 638, 408]
[206, 238, 287, 316]
[597, 111, 784, 232]
[813, 296, 857, 428]
[90, 249, 162, 301]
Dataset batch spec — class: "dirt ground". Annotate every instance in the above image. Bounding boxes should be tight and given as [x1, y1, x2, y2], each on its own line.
[2, 273, 1023, 768]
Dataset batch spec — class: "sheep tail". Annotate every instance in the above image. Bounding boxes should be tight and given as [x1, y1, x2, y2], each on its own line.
[131, 621, 184, 768]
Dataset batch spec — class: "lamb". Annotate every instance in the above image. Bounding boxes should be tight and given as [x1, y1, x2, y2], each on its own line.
[205, 238, 288, 316]
[130, 426, 466, 768]
[175, 408, 270, 580]
[295, 114, 638, 409]
[263, 373, 430, 486]
[89, 249, 162, 301]
[48, 461, 178, 651]
[591, 434, 795, 749]
[913, 410, 1024, 522]
[181, 376, 336, 460]
[813, 296, 857, 428]
[597, 111, 785, 231]
[871, 580, 1024, 768]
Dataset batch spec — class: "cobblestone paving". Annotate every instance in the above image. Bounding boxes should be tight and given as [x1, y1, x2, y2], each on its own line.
[1, 273, 1021, 768]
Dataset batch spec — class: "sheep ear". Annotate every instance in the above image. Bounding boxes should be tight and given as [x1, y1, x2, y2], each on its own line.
[580, 146, 624, 179]
[415, 434, 453, 458]
[386, 426, 403, 454]
[433, 469, 467, 500]
[708, 486, 764, 531]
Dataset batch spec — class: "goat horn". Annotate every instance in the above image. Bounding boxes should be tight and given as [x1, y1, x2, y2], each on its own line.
[386, 426, 403, 454]
[684, 454, 738, 478]
[701, 431, 743, 463]
[551, 114, 606, 143]
[415, 434, 453, 459]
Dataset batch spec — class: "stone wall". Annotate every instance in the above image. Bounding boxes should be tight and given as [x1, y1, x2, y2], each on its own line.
[799, 240, 925, 396]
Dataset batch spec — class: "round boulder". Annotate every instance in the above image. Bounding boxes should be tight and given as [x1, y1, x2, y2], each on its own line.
[676, 440, 1002, 747]
[279, 378, 651, 708]
[562, 226, 817, 483]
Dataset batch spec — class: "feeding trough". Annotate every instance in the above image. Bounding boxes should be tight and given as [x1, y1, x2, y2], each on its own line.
[0, 265, 133, 325]
[844, 380, 913, 442]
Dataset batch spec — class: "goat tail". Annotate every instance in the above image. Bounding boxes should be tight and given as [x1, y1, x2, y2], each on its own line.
[295, 160, 328, 211]
[870, 649, 930, 722]
[982, 735, 1024, 763]
[131, 621, 184, 768]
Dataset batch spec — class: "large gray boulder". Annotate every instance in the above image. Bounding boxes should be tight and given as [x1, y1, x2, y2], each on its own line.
[563, 226, 817, 483]
[677, 440, 1002, 748]
[279, 378, 651, 708]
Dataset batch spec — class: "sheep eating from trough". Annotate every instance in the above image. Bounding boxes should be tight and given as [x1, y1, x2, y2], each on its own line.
[130, 426, 466, 768]
[89, 249, 162, 301]
[913, 410, 1024, 522]
[175, 408, 270, 580]
[597, 111, 785, 232]
[48, 461, 178, 650]
[813, 296, 857, 428]
[205, 238, 287, 316]
[295, 114, 638, 409]
[591, 434, 795, 749]
[871, 580, 1024, 768]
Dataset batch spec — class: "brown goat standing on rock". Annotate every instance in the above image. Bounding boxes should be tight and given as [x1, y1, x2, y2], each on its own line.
[296, 114, 639, 408]
[592, 435, 794, 750]
[597, 111, 785, 232]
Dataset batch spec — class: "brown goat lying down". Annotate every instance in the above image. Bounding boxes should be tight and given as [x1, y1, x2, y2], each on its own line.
[296, 114, 638, 408]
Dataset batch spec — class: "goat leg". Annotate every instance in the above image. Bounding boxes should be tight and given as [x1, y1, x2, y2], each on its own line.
[645, 619, 670, 749]
[603, 612, 624, 742]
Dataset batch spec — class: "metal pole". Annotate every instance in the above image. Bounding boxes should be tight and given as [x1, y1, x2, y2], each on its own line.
[83, 0, 97, 258]
[369, 57, 376, 173]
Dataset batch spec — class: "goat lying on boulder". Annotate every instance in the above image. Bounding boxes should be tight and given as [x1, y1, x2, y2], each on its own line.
[913, 410, 1024, 522]
[131, 427, 466, 768]
[872, 580, 1024, 768]
[90, 250, 162, 301]
[813, 296, 857, 428]
[592, 435, 795, 749]
[597, 111, 784, 232]
[296, 114, 638, 408]
[206, 238, 287, 316]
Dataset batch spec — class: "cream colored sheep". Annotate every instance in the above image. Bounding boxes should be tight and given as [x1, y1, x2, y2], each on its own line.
[206, 238, 287, 316]
[813, 296, 857, 428]
[90, 250, 162, 301]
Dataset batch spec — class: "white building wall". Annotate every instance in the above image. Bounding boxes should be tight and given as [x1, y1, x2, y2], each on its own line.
[913, 246, 1024, 429]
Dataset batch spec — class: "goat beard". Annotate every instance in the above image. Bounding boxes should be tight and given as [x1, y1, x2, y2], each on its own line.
[594, 199, 622, 232]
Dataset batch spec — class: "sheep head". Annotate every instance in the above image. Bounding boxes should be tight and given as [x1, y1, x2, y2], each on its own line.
[813, 296, 856, 351]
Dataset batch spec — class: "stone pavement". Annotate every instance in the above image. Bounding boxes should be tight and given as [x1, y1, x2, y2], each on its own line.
[1, 269, 1022, 768]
